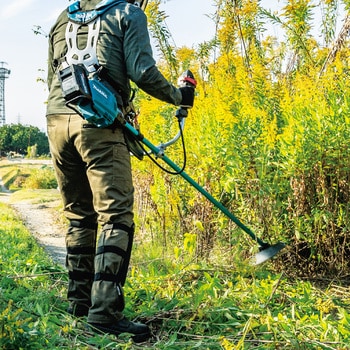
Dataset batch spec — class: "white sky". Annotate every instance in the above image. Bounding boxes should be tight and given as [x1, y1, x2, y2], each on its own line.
[0, 0, 346, 131]
[0, 0, 217, 131]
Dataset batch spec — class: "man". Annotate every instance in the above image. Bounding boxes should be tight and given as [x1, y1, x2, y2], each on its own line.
[46, 0, 195, 343]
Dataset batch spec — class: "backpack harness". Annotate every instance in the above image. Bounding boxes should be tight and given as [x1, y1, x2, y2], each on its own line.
[58, 0, 124, 128]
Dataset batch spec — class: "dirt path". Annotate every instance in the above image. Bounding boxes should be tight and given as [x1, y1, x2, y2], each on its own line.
[0, 159, 67, 266]
[0, 189, 66, 267]
[12, 200, 67, 266]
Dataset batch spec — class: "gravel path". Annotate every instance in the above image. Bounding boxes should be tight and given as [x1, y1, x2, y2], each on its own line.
[12, 200, 67, 266]
[0, 160, 66, 266]
[0, 187, 66, 266]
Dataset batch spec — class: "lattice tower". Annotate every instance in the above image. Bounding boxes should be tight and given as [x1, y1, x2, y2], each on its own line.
[0, 62, 11, 127]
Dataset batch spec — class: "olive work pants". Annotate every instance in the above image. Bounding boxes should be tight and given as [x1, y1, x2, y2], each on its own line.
[47, 114, 135, 323]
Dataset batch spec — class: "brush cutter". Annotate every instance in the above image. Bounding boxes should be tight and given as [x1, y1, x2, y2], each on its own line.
[120, 72, 285, 265]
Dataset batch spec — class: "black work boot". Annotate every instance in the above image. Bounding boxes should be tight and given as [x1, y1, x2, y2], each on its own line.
[89, 317, 150, 343]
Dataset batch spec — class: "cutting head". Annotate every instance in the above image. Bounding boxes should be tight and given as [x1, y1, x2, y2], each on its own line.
[253, 242, 286, 265]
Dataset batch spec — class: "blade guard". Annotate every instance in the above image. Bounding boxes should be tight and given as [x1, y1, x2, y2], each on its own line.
[253, 242, 286, 265]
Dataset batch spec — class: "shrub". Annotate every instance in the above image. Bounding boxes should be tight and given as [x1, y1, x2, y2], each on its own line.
[23, 167, 57, 190]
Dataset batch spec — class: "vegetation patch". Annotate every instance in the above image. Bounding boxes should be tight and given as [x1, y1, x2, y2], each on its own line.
[0, 161, 57, 191]
[1, 0, 350, 347]
[0, 201, 349, 349]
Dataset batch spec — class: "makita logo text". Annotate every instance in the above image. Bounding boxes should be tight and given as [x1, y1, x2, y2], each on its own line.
[92, 84, 108, 99]
[73, 13, 94, 21]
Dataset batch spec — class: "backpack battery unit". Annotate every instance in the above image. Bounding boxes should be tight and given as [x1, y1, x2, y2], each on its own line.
[58, 64, 91, 102]
[57, 0, 125, 128]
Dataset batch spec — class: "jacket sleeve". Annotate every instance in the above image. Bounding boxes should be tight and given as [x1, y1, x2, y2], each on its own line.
[47, 31, 55, 90]
[123, 7, 182, 106]
[47, 10, 67, 91]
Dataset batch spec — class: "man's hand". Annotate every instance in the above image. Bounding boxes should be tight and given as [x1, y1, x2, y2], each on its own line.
[179, 86, 195, 108]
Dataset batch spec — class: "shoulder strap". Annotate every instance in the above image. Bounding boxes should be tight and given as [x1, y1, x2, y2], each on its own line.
[64, 0, 123, 72]
[65, 19, 101, 72]
[67, 0, 124, 24]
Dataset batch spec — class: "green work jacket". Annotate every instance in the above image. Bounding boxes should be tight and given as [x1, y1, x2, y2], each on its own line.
[46, 0, 182, 115]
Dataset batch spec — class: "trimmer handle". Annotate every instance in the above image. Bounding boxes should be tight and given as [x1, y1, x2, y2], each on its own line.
[177, 70, 197, 110]
[178, 70, 197, 88]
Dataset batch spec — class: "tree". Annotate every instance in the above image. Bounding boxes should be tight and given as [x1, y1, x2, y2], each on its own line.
[0, 124, 49, 157]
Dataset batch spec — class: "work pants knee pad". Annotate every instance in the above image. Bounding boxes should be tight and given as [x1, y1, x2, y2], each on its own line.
[66, 220, 98, 307]
[88, 223, 134, 323]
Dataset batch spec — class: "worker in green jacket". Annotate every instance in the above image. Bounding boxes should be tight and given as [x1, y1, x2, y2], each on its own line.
[46, 0, 195, 343]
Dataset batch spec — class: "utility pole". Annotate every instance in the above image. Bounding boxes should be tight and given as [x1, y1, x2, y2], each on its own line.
[0, 62, 11, 127]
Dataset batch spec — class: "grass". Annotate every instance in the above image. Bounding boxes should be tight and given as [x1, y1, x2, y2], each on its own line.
[0, 161, 349, 348]
[0, 194, 349, 349]
[6, 188, 61, 204]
